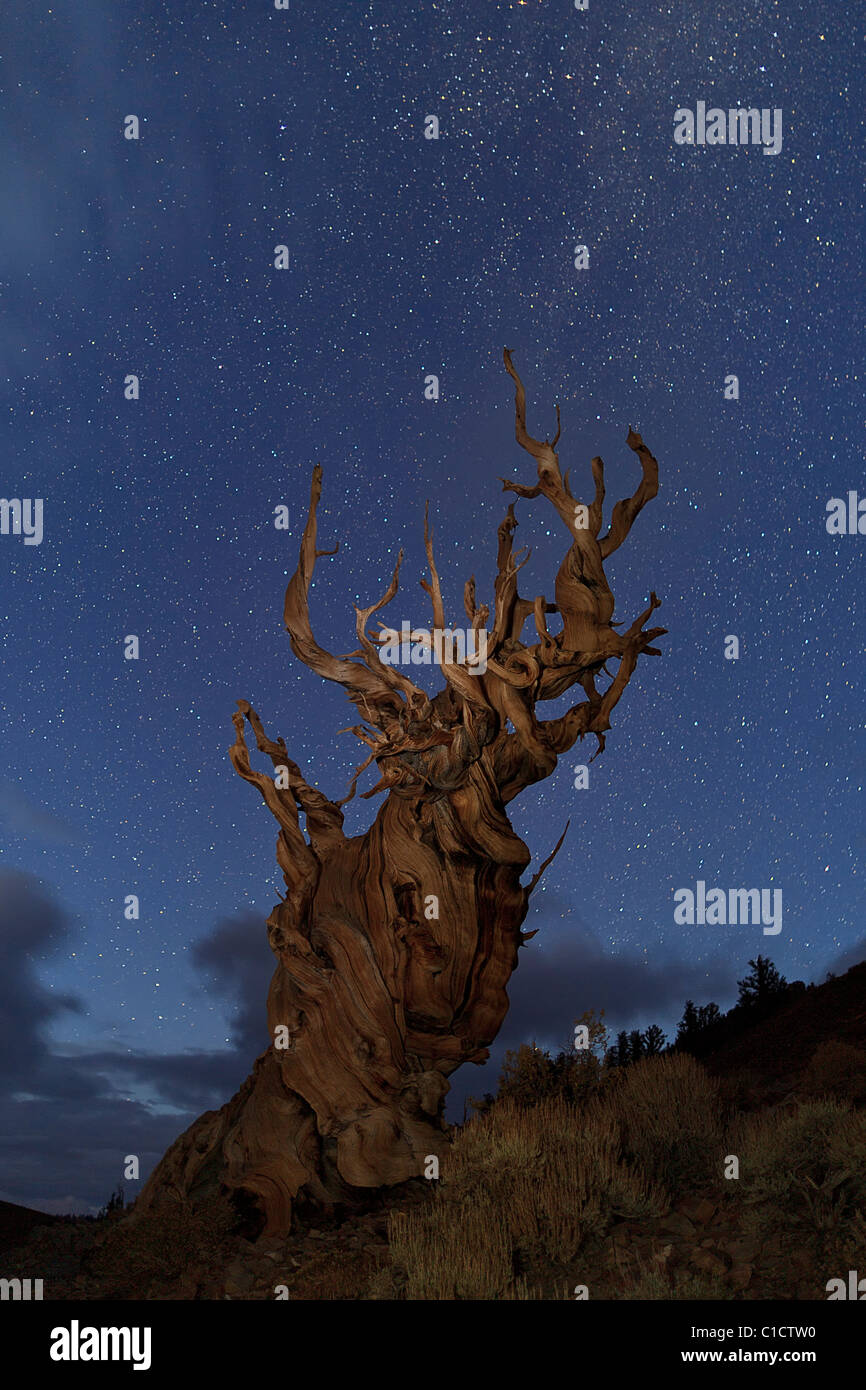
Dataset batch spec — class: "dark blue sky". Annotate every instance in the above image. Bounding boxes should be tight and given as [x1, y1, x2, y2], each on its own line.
[1, 0, 862, 1211]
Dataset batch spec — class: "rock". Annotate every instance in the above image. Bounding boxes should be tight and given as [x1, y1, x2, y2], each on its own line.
[255, 1236, 285, 1255]
[720, 1238, 759, 1264]
[658, 1211, 696, 1239]
[223, 1260, 255, 1295]
[678, 1197, 716, 1225]
[690, 1250, 727, 1277]
[729, 1264, 753, 1290]
[172, 1273, 200, 1299]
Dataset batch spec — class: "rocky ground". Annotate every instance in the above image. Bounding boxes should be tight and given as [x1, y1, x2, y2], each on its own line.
[0, 1182, 827, 1300]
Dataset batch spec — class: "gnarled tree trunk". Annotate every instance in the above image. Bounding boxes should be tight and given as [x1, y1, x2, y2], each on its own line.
[136, 350, 665, 1235]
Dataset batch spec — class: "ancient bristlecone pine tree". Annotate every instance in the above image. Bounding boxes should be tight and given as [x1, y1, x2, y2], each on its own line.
[137, 351, 665, 1235]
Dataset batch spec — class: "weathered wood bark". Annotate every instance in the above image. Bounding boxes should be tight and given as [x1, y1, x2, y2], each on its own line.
[135, 351, 665, 1235]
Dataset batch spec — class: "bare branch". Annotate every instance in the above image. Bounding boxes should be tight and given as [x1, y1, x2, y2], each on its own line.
[588, 456, 605, 537]
[503, 347, 561, 471]
[231, 700, 346, 853]
[283, 465, 420, 722]
[525, 820, 570, 896]
[353, 552, 430, 708]
[502, 349, 603, 553]
[420, 500, 446, 631]
[551, 402, 562, 449]
[599, 430, 659, 558]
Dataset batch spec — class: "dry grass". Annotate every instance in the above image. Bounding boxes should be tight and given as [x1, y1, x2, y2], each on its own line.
[81, 1197, 238, 1298]
[729, 1098, 866, 1265]
[285, 1246, 381, 1300]
[385, 1095, 666, 1299]
[598, 1052, 724, 1191]
[618, 1263, 735, 1300]
[801, 1040, 866, 1103]
[388, 1198, 513, 1300]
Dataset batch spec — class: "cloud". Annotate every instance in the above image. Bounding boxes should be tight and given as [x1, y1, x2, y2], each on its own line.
[827, 938, 866, 978]
[0, 780, 86, 847]
[0, 870, 84, 1084]
[0, 1192, 100, 1217]
[499, 928, 734, 1053]
[443, 925, 736, 1120]
[0, 1092, 186, 1216]
[190, 913, 274, 1059]
[0, 871, 272, 1211]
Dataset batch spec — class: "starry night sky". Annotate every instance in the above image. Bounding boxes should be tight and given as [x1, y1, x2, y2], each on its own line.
[1, 0, 862, 1212]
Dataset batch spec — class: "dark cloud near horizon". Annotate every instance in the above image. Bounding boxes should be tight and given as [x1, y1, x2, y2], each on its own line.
[828, 937, 866, 979]
[190, 912, 275, 1061]
[0, 870, 84, 1085]
[499, 926, 736, 1051]
[0, 871, 272, 1212]
[0, 779, 87, 849]
[443, 920, 739, 1119]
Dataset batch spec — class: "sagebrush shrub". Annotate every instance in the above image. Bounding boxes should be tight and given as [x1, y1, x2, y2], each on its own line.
[730, 1099, 866, 1261]
[801, 1040, 866, 1104]
[597, 1052, 724, 1191]
[386, 1096, 666, 1298]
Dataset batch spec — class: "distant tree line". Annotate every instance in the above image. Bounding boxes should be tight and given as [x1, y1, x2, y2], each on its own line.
[473, 954, 808, 1110]
[605, 954, 796, 1069]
